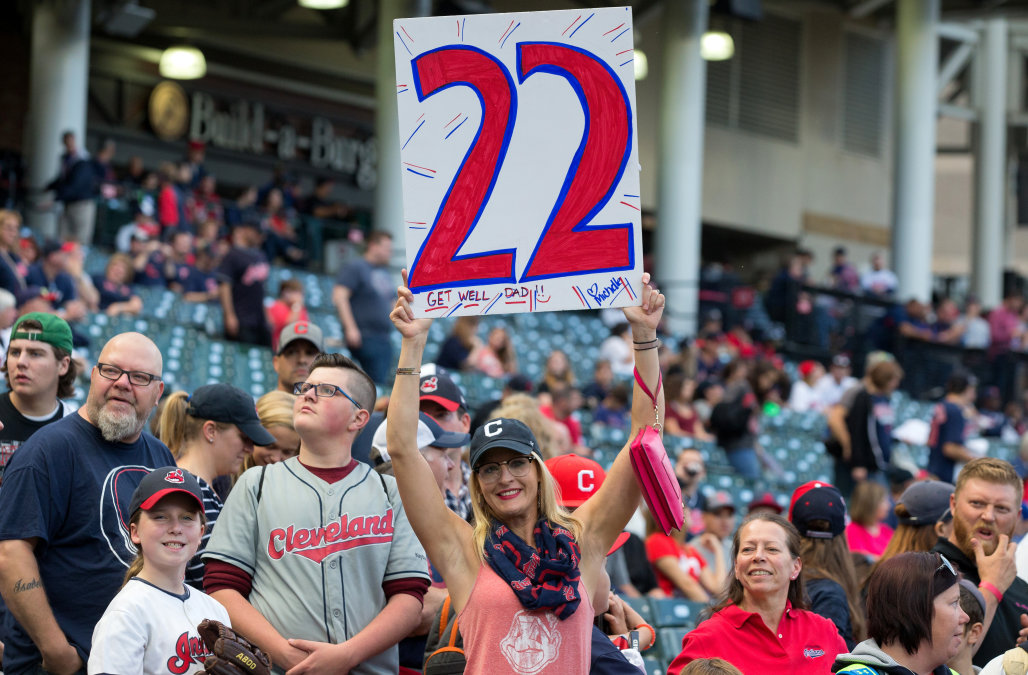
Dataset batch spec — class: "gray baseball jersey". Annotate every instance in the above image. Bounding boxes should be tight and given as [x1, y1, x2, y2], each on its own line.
[202, 457, 430, 675]
[88, 577, 231, 675]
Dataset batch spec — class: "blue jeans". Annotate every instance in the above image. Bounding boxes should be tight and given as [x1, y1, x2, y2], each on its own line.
[354, 334, 393, 385]
[726, 447, 761, 480]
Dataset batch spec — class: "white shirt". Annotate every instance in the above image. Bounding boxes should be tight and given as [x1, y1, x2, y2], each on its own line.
[813, 374, 858, 408]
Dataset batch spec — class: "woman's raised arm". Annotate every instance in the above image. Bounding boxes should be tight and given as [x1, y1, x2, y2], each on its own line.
[387, 273, 476, 584]
[577, 273, 665, 555]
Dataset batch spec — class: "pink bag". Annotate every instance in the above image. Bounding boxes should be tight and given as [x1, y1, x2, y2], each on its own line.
[629, 370, 684, 536]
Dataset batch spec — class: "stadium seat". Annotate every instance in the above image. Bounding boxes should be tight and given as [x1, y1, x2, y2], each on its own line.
[651, 598, 707, 628]
[624, 596, 654, 626]
[641, 657, 666, 675]
[658, 626, 689, 663]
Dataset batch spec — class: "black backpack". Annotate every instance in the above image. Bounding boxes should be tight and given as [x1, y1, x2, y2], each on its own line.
[422, 594, 466, 674]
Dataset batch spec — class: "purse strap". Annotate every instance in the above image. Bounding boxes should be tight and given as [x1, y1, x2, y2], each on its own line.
[633, 367, 663, 432]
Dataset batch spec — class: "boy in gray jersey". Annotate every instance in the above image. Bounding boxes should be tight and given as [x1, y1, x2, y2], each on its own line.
[203, 353, 429, 674]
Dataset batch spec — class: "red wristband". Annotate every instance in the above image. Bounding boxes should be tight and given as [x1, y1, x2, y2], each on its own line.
[979, 581, 1003, 603]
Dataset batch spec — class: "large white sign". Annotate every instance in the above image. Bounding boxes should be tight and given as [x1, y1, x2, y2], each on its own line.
[394, 7, 643, 317]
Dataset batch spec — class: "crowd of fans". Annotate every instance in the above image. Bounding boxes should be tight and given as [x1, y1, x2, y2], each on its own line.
[6, 134, 1028, 674]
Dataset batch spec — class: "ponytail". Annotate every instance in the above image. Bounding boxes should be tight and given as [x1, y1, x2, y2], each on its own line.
[159, 391, 222, 458]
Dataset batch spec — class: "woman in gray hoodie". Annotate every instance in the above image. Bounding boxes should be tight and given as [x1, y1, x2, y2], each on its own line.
[834, 551, 968, 675]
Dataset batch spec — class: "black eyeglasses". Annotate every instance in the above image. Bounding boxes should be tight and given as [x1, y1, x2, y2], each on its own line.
[97, 363, 162, 387]
[475, 457, 534, 483]
[293, 381, 363, 409]
[936, 554, 957, 578]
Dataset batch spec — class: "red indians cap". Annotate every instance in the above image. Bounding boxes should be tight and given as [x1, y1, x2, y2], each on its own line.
[545, 454, 628, 555]
[129, 467, 204, 517]
[546, 454, 607, 508]
[419, 372, 467, 412]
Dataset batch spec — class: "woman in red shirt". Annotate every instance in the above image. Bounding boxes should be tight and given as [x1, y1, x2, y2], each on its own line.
[668, 513, 847, 674]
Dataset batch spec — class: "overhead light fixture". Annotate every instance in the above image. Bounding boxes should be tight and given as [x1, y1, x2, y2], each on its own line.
[633, 49, 648, 81]
[159, 46, 206, 80]
[298, 0, 349, 8]
[701, 31, 735, 61]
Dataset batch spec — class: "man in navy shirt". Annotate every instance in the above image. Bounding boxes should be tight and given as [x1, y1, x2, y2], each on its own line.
[928, 371, 978, 483]
[0, 332, 174, 674]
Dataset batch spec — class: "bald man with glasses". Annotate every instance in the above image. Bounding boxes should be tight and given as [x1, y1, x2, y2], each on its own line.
[0, 332, 175, 674]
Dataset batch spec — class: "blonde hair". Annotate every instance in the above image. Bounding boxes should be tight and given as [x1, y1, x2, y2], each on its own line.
[122, 501, 207, 586]
[241, 390, 297, 473]
[468, 452, 582, 562]
[955, 457, 1024, 502]
[489, 394, 555, 459]
[256, 390, 295, 428]
[158, 391, 229, 458]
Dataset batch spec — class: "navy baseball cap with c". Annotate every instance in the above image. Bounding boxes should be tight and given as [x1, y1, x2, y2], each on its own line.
[130, 467, 204, 517]
[469, 418, 537, 469]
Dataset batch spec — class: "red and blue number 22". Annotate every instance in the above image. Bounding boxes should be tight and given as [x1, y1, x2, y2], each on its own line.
[407, 42, 634, 293]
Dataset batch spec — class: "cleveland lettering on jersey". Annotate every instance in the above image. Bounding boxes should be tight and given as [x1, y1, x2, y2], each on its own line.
[269, 509, 394, 563]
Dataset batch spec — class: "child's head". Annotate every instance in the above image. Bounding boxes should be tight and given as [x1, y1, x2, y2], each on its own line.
[124, 467, 206, 584]
[948, 579, 986, 669]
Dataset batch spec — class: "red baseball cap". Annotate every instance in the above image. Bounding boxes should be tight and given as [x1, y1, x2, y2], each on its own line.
[545, 454, 606, 508]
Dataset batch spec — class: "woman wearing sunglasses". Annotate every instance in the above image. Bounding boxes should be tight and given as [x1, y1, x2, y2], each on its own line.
[387, 272, 664, 674]
[834, 551, 968, 675]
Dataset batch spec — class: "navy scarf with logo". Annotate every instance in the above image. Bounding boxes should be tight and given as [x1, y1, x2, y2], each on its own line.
[484, 518, 582, 619]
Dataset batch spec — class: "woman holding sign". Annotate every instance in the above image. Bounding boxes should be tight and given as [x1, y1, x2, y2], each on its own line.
[387, 272, 664, 674]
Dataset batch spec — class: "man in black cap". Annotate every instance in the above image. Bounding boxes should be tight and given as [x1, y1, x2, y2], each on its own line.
[272, 320, 324, 395]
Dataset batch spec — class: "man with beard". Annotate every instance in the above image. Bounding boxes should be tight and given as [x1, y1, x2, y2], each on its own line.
[932, 457, 1024, 667]
[0, 332, 173, 674]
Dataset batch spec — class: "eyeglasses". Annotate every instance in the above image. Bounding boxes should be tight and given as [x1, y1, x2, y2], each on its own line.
[936, 554, 957, 578]
[475, 457, 534, 483]
[97, 363, 161, 387]
[293, 381, 363, 409]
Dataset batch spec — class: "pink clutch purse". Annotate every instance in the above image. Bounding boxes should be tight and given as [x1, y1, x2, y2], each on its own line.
[629, 369, 684, 535]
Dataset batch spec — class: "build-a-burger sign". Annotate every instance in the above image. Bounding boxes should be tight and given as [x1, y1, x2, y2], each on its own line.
[148, 81, 377, 190]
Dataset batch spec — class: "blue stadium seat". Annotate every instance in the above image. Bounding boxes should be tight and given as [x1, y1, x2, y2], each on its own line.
[641, 657, 666, 675]
[624, 596, 654, 626]
[658, 626, 688, 663]
[651, 598, 707, 628]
